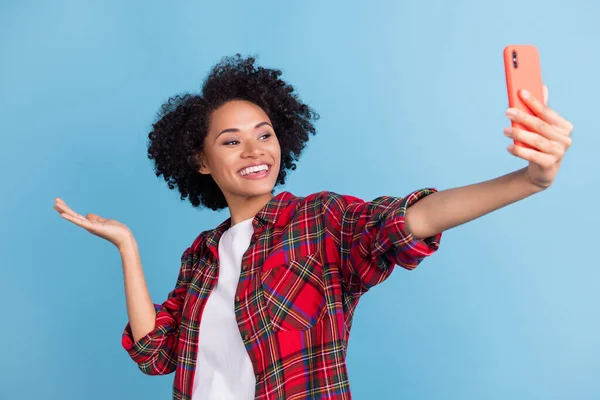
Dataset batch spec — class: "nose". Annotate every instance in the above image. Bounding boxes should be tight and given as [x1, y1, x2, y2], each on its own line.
[241, 140, 263, 158]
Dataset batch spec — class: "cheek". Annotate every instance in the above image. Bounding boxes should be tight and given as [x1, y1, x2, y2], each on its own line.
[221, 154, 241, 177]
[270, 139, 282, 161]
[208, 151, 238, 179]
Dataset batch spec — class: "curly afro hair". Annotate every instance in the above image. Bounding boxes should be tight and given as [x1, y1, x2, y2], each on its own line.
[146, 54, 319, 211]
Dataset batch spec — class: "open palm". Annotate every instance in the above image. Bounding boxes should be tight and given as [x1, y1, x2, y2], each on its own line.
[54, 198, 132, 249]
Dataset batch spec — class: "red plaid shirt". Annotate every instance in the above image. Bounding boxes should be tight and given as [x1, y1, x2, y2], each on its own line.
[122, 189, 442, 399]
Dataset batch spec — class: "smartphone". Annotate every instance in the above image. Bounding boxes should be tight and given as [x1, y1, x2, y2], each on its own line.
[503, 44, 544, 149]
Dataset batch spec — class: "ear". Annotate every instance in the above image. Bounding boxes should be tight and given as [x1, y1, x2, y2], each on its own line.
[196, 153, 211, 175]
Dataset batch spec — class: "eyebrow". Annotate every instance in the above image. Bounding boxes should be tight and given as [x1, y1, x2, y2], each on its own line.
[216, 121, 273, 139]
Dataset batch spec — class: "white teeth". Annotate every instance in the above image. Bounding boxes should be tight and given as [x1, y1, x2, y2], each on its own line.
[240, 164, 269, 176]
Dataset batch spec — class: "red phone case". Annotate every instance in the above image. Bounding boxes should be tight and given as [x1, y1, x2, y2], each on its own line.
[503, 45, 544, 149]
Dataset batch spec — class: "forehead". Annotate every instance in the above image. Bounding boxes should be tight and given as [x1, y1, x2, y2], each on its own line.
[209, 100, 271, 133]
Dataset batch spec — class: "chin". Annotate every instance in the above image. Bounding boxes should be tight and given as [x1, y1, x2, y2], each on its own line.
[231, 181, 276, 199]
[246, 185, 276, 198]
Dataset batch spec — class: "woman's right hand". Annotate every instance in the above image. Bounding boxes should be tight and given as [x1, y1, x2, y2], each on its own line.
[54, 198, 133, 250]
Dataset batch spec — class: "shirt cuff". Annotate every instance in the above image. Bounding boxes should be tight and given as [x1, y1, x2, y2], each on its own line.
[121, 304, 163, 361]
[391, 187, 443, 269]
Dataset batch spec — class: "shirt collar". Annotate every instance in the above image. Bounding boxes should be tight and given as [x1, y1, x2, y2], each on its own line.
[202, 191, 297, 255]
[255, 191, 297, 225]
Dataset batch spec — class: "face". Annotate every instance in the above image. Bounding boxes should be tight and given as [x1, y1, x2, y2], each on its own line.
[198, 100, 281, 206]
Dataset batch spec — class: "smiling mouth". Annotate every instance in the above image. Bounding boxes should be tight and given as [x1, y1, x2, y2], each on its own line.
[239, 164, 271, 177]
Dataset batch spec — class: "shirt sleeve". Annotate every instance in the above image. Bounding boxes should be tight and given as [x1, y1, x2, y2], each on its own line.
[121, 247, 193, 375]
[323, 189, 442, 296]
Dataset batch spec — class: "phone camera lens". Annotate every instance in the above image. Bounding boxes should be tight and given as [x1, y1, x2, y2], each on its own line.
[512, 51, 518, 68]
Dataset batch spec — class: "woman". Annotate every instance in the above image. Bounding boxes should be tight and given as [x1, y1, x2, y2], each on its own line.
[54, 54, 573, 400]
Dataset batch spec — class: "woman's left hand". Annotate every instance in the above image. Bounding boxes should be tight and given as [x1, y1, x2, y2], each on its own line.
[504, 85, 574, 189]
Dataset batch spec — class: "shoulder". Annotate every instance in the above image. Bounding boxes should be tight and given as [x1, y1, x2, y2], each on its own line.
[309, 190, 363, 206]
[185, 224, 222, 257]
[293, 190, 365, 216]
[172, 234, 206, 262]
[189, 233, 208, 254]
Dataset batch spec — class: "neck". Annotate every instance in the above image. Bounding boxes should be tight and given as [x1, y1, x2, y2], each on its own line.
[226, 192, 275, 226]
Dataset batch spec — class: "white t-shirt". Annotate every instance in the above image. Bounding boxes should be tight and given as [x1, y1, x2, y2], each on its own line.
[192, 218, 256, 400]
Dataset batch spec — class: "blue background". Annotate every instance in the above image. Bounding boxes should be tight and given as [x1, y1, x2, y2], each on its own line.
[1, 0, 598, 399]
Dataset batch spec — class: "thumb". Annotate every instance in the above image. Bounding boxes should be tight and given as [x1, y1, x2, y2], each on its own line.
[86, 213, 105, 223]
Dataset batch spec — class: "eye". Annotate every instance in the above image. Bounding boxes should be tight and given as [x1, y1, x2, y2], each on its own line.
[259, 133, 272, 140]
[223, 140, 240, 146]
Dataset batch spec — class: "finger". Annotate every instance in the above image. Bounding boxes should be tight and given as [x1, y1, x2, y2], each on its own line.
[56, 202, 83, 219]
[54, 202, 69, 215]
[60, 211, 95, 230]
[520, 90, 566, 126]
[54, 199, 70, 212]
[54, 201, 88, 222]
[86, 213, 107, 223]
[506, 108, 560, 142]
[507, 143, 558, 169]
[518, 89, 567, 128]
[506, 108, 573, 147]
[504, 127, 568, 156]
[543, 84, 549, 105]
[54, 201, 76, 217]
[54, 199, 67, 211]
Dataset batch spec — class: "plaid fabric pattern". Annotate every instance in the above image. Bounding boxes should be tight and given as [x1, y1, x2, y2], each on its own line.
[122, 189, 442, 399]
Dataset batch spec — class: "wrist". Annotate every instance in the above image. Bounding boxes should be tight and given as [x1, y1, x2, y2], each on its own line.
[118, 232, 138, 254]
[521, 167, 549, 194]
